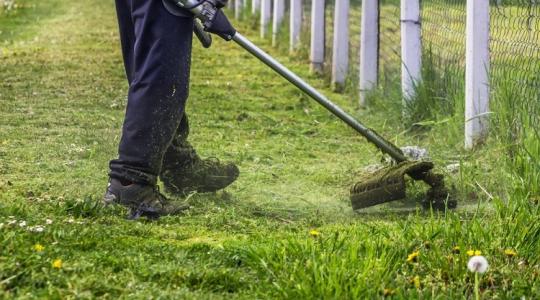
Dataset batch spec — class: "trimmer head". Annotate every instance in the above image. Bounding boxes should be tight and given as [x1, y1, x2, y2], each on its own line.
[350, 161, 457, 210]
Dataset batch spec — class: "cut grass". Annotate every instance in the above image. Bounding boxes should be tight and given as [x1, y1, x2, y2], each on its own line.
[0, 0, 539, 299]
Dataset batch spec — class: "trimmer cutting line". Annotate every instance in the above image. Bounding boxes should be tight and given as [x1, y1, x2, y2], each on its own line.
[172, 0, 457, 210]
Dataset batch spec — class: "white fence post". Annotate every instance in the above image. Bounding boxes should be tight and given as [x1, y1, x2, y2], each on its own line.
[261, 0, 272, 38]
[290, 0, 303, 52]
[465, 0, 490, 149]
[272, 0, 286, 46]
[401, 0, 422, 106]
[359, 0, 379, 107]
[235, 0, 243, 19]
[332, 0, 350, 92]
[252, 0, 261, 14]
[310, 0, 325, 73]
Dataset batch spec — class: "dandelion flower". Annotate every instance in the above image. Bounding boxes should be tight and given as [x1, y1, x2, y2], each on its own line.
[467, 256, 489, 273]
[309, 229, 320, 237]
[34, 244, 44, 252]
[406, 251, 419, 263]
[504, 249, 517, 257]
[52, 259, 63, 269]
[469, 256, 488, 300]
[466, 249, 481, 256]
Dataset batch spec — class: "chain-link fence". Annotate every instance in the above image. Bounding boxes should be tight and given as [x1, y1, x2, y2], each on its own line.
[378, 0, 467, 98]
[490, 0, 540, 100]
[377, 0, 540, 127]
[379, 0, 540, 97]
[422, 0, 466, 71]
[379, 0, 401, 90]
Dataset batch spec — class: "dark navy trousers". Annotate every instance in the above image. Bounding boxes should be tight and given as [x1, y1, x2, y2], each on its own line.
[109, 0, 194, 185]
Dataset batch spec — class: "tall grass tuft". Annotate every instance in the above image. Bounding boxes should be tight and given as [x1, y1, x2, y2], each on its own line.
[491, 73, 540, 199]
[402, 47, 464, 129]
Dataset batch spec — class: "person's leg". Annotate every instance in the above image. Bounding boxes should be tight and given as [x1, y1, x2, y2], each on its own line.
[110, 0, 238, 204]
[162, 113, 190, 170]
[104, 0, 193, 219]
[109, 0, 194, 186]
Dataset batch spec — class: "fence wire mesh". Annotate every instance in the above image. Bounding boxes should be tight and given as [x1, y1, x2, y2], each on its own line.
[378, 0, 540, 106]
[490, 0, 540, 100]
[378, 0, 401, 89]
[422, 0, 467, 70]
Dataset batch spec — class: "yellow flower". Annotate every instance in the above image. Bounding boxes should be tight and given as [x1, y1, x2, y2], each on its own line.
[33, 244, 44, 252]
[452, 246, 460, 254]
[52, 259, 63, 269]
[466, 250, 481, 256]
[406, 251, 419, 263]
[382, 288, 395, 296]
[309, 229, 320, 237]
[504, 249, 517, 257]
[412, 275, 421, 289]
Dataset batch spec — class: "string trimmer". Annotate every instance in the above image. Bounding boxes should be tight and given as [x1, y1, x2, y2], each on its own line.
[170, 0, 457, 210]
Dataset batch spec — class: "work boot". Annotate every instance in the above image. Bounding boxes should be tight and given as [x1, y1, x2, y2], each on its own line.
[160, 140, 239, 196]
[103, 178, 189, 220]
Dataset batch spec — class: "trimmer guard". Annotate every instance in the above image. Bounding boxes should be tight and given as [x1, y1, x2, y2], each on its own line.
[350, 161, 434, 210]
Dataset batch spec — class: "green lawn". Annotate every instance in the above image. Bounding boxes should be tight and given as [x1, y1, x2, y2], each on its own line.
[0, 1, 539, 298]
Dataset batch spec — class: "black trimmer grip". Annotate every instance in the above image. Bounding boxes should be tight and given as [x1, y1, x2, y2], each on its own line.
[167, 0, 236, 41]
[194, 21, 212, 48]
[204, 10, 236, 41]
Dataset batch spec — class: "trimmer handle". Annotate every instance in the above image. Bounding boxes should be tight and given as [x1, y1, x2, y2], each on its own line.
[194, 20, 212, 48]
[169, 0, 236, 41]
